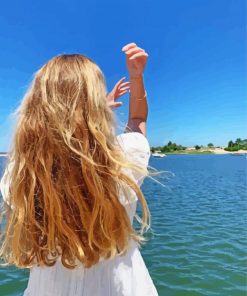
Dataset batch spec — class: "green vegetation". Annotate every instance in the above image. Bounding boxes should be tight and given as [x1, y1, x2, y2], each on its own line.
[151, 141, 205, 154]
[224, 138, 247, 151]
[150, 141, 187, 154]
[150, 138, 247, 154]
[165, 150, 214, 154]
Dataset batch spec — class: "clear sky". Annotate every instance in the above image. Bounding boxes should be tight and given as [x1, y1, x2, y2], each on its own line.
[0, 0, 246, 151]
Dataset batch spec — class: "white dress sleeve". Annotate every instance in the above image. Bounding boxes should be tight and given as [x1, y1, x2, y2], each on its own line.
[116, 132, 151, 187]
[0, 160, 13, 205]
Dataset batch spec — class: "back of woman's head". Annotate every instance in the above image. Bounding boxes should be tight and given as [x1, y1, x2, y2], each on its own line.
[0, 54, 150, 268]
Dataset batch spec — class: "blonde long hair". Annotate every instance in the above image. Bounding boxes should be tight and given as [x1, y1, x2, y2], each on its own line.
[0, 54, 151, 269]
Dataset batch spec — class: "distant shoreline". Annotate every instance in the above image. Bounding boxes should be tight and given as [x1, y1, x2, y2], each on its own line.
[153, 149, 247, 155]
[1, 150, 247, 157]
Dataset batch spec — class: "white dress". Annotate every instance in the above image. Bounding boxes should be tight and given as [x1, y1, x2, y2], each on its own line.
[0, 132, 158, 296]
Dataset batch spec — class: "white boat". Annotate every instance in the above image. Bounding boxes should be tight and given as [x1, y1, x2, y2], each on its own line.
[152, 152, 166, 158]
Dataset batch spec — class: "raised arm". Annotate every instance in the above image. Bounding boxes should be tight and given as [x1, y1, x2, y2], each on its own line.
[122, 43, 149, 137]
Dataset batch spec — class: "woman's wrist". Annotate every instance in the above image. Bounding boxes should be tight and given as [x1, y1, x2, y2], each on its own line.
[129, 74, 144, 80]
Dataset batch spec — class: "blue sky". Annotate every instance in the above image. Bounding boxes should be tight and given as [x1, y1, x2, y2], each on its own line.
[0, 0, 246, 151]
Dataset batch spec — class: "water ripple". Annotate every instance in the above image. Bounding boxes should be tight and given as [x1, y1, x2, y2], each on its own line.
[141, 154, 247, 295]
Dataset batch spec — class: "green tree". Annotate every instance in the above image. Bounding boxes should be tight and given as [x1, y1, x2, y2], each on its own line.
[235, 138, 242, 149]
[195, 145, 201, 150]
[224, 146, 239, 152]
[207, 143, 214, 147]
[228, 140, 234, 148]
[170, 143, 177, 151]
[161, 146, 168, 152]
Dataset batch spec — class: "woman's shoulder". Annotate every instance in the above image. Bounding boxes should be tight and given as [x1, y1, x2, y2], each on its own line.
[116, 132, 151, 188]
[0, 158, 14, 204]
[116, 132, 150, 157]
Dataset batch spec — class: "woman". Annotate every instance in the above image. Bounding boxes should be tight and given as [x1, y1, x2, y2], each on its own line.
[0, 42, 158, 296]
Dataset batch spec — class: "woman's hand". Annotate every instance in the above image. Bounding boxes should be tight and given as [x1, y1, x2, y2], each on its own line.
[122, 43, 149, 78]
[106, 77, 130, 110]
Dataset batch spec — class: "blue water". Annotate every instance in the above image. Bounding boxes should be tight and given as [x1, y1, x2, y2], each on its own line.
[0, 154, 247, 295]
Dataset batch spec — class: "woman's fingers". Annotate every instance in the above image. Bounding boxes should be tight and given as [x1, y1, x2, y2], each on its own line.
[119, 81, 131, 87]
[118, 90, 129, 96]
[111, 101, 123, 109]
[117, 76, 126, 84]
[125, 47, 145, 56]
[119, 87, 130, 93]
[120, 85, 130, 90]
[122, 44, 148, 61]
[115, 87, 130, 99]
[122, 42, 136, 52]
[116, 81, 130, 93]
[119, 86, 130, 92]
[122, 42, 148, 78]
[115, 77, 126, 88]
[129, 52, 148, 60]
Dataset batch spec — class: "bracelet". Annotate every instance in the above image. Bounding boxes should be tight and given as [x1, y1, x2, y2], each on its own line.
[130, 90, 147, 100]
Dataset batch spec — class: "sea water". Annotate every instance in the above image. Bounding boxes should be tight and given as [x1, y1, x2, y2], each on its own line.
[0, 154, 246, 296]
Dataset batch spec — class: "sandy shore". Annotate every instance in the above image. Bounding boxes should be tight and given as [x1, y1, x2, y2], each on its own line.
[186, 148, 247, 155]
